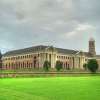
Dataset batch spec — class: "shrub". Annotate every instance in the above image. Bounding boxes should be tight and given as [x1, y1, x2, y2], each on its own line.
[43, 61, 51, 71]
[55, 61, 63, 71]
[87, 59, 99, 73]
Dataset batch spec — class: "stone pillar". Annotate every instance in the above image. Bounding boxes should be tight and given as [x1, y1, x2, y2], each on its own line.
[50, 53, 56, 69]
[79, 56, 85, 70]
[38, 53, 41, 68]
[74, 57, 79, 69]
[72, 57, 75, 69]
[47, 53, 49, 61]
[39, 53, 44, 68]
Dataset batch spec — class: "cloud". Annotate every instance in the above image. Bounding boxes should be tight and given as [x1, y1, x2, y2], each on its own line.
[61, 23, 95, 39]
[0, 0, 100, 54]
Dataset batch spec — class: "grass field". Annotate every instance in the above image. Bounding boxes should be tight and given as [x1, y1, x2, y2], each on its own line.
[0, 76, 100, 100]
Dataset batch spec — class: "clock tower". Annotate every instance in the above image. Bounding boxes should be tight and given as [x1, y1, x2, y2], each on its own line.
[89, 38, 96, 56]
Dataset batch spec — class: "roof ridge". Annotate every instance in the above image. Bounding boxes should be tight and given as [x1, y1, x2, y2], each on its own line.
[3, 45, 86, 56]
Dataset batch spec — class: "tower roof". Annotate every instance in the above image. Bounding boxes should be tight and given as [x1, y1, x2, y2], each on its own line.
[89, 37, 95, 41]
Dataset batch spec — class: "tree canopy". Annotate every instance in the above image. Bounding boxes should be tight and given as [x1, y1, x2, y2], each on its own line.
[43, 61, 51, 71]
[55, 61, 63, 71]
[87, 59, 99, 73]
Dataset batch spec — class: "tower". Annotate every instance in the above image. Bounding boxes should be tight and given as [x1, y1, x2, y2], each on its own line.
[89, 38, 96, 56]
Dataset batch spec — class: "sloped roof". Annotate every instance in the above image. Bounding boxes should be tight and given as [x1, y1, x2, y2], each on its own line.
[56, 47, 78, 55]
[3, 45, 47, 57]
[84, 52, 92, 57]
[3, 45, 86, 57]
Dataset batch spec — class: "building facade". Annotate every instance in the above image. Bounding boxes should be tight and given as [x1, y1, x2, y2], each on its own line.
[1, 38, 100, 70]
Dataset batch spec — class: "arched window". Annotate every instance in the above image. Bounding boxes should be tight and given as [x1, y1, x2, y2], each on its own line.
[6, 64, 7, 69]
[12, 63, 14, 69]
[21, 63, 23, 69]
[68, 64, 70, 70]
[34, 56, 36, 59]
[66, 62, 67, 69]
[23, 62, 25, 68]
[27, 62, 29, 68]
[9, 63, 10, 69]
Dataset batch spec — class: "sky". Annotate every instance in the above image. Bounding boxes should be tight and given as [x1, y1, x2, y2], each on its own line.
[0, 0, 100, 54]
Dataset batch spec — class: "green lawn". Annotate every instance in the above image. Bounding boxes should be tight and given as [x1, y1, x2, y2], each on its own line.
[0, 76, 100, 100]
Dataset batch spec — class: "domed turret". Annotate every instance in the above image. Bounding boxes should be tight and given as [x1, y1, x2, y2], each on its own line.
[89, 37, 95, 42]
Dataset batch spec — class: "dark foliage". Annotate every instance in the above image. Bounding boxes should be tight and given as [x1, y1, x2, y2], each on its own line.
[87, 59, 99, 73]
[55, 61, 63, 71]
[43, 61, 51, 71]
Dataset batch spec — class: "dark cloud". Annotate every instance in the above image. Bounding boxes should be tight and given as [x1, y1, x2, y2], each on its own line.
[0, 0, 100, 54]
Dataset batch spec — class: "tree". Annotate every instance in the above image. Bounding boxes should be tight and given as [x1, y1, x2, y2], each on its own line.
[83, 63, 87, 70]
[55, 61, 63, 71]
[43, 61, 51, 71]
[87, 59, 99, 73]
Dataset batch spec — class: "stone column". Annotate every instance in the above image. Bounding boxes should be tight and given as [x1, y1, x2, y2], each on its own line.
[47, 53, 49, 61]
[39, 53, 43, 68]
[72, 57, 75, 69]
[74, 57, 79, 69]
[51, 53, 57, 69]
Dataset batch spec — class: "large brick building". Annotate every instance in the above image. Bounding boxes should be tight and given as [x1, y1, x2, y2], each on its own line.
[1, 38, 100, 70]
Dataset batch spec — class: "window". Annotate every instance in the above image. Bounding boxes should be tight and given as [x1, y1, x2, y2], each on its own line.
[29, 55, 31, 58]
[34, 56, 36, 59]
[6, 64, 7, 67]
[8, 58, 10, 60]
[18, 56, 20, 59]
[27, 62, 29, 68]
[23, 62, 25, 68]
[19, 62, 20, 68]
